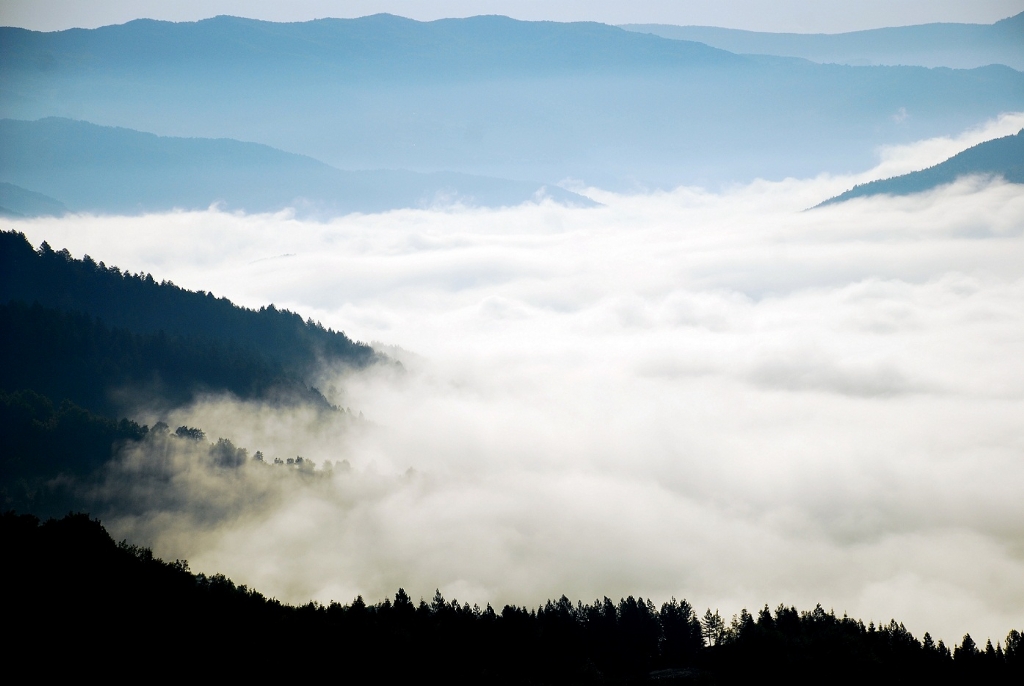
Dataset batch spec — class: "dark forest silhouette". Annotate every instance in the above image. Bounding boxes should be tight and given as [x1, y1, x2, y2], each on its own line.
[0, 300, 332, 417]
[0, 230, 377, 383]
[3, 511, 1021, 683]
[1, 230, 373, 510]
[0, 388, 146, 507]
[2, 232, 1020, 681]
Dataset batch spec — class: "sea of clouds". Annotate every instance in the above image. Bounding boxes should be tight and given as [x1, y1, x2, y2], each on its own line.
[12, 113, 1024, 645]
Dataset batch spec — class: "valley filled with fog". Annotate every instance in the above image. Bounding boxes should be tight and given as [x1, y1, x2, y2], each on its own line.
[12, 116, 1024, 646]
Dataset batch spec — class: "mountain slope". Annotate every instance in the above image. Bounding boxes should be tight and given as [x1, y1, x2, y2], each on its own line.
[3, 15, 1022, 187]
[0, 301, 330, 418]
[0, 230, 376, 384]
[622, 12, 1024, 70]
[0, 231, 376, 509]
[818, 129, 1024, 206]
[0, 118, 592, 216]
[0, 182, 67, 217]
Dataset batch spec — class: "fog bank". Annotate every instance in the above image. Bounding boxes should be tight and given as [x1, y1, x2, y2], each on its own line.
[10, 123, 1024, 645]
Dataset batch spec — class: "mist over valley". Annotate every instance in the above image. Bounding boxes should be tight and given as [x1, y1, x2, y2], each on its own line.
[2, 6, 1024, 682]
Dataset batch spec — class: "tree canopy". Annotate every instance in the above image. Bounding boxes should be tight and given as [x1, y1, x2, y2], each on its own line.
[3, 511, 1021, 683]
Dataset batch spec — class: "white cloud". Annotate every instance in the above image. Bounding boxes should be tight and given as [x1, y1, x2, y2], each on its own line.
[867, 111, 1024, 180]
[7, 127, 1024, 646]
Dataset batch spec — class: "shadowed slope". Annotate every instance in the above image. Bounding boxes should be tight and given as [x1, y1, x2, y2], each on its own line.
[818, 129, 1024, 206]
[0, 230, 378, 384]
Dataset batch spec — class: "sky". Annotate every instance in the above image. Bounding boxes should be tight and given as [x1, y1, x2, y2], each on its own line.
[9, 114, 1024, 645]
[2, 0, 1023, 33]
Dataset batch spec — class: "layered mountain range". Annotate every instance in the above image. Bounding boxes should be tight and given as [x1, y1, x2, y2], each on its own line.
[3, 14, 1022, 195]
[0, 117, 592, 217]
[623, 11, 1024, 70]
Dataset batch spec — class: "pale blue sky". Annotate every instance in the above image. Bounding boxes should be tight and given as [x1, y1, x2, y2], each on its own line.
[3, 0, 1023, 33]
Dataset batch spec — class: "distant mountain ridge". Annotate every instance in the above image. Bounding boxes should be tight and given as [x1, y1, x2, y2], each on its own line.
[0, 118, 593, 216]
[0, 14, 740, 77]
[3, 14, 1023, 187]
[0, 182, 66, 217]
[622, 12, 1024, 70]
[818, 129, 1024, 206]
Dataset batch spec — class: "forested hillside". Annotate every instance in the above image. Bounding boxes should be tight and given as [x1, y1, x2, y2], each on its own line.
[0, 230, 376, 380]
[820, 128, 1024, 205]
[0, 230, 371, 512]
[0, 387, 165, 516]
[0, 301, 330, 418]
[4, 511, 1021, 682]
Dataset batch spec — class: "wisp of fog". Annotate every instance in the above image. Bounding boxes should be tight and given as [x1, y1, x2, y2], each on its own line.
[13, 115, 1024, 645]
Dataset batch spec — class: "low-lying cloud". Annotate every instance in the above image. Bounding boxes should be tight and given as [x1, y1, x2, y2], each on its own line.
[9, 123, 1024, 646]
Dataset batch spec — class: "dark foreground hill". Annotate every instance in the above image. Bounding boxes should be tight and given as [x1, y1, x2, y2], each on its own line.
[819, 128, 1024, 206]
[0, 301, 330, 418]
[0, 117, 593, 216]
[3, 511, 1021, 682]
[0, 230, 376, 385]
[623, 11, 1024, 70]
[0, 231, 371, 509]
[3, 15, 1023, 187]
[0, 236, 348, 500]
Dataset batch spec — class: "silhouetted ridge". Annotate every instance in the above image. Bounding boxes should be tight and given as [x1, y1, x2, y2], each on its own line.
[4, 511, 1022, 682]
[0, 230, 376, 383]
[0, 301, 329, 418]
[818, 129, 1024, 206]
[994, 10, 1024, 30]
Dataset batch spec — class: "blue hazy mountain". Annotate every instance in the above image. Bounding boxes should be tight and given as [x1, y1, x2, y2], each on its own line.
[622, 12, 1024, 70]
[818, 129, 1024, 206]
[0, 182, 67, 217]
[3, 15, 1023, 189]
[0, 118, 592, 216]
